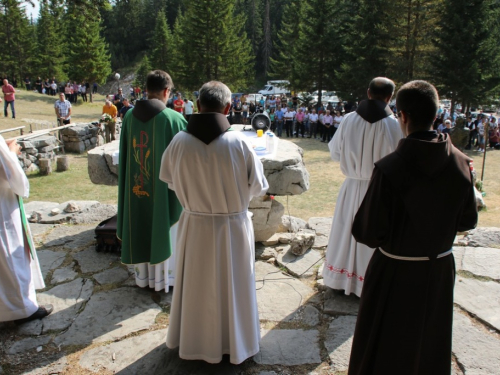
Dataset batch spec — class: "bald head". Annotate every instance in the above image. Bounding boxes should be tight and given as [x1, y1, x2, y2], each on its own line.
[368, 77, 395, 102]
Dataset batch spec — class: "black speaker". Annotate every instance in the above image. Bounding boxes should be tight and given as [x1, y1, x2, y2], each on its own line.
[251, 111, 271, 131]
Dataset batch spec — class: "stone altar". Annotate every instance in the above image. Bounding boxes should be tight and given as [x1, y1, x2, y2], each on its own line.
[87, 128, 310, 241]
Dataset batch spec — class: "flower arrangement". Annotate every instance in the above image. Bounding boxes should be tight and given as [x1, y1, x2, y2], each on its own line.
[101, 113, 113, 123]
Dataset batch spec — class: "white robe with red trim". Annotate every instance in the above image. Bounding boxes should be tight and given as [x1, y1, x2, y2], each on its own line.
[322, 111, 402, 297]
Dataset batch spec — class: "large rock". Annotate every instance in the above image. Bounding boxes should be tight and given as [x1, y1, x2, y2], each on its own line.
[86, 134, 310, 198]
[250, 196, 285, 242]
[87, 141, 120, 186]
[277, 215, 307, 233]
[29, 135, 57, 148]
[463, 227, 500, 248]
[27, 201, 99, 224]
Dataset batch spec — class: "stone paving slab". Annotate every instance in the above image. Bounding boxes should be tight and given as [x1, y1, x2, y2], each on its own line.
[254, 329, 321, 365]
[283, 304, 320, 326]
[6, 335, 51, 355]
[324, 315, 356, 372]
[21, 354, 68, 375]
[28, 201, 100, 224]
[276, 248, 323, 278]
[255, 261, 314, 321]
[453, 309, 500, 375]
[307, 217, 332, 237]
[42, 224, 96, 250]
[37, 249, 66, 277]
[36, 278, 94, 333]
[312, 234, 329, 249]
[454, 277, 500, 331]
[453, 247, 465, 272]
[459, 247, 500, 280]
[23, 201, 59, 215]
[255, 244, 278, 260]
[80, 329, 239, 375]
[69, 203, 117, 225]
[51, 262, 78, 284]
[29, 223, 54, 237]
[93, 266, 129, 285]
[464, 227, 500, 248]
[73, 247, 120, 273]
[323, 290, 359, 316]
[55, 287, 161, 347]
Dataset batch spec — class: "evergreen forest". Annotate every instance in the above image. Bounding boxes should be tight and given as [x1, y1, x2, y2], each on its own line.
[2, 0, 500, 110]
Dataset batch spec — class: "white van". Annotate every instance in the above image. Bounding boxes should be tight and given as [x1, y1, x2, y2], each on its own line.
[245, 93, 264, 104]
[258, 80, 290, 96]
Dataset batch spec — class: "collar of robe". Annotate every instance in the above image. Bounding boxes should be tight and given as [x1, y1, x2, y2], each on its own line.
[131, 99, 166, 122]
[356, 99, 393, 123]
[186, 112, 231, 145]
[396, 132, 458, 178]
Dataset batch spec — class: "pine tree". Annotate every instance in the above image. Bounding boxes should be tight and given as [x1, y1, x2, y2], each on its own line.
[293, 0, 339, 103]
[134, 55, 151, 89]
[36, 0, 67, 81]
[66, 5, 112, 103]
[150, 10, 174, 72]
[431, 0, 500, 111]
[270, 0, 303, 90]
[0, 0, 36, 82]
[172, 0, 253, 93]
[336, 0, 392, 101]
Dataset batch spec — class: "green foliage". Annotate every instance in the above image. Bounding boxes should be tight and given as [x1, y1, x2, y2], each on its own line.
[65, 5, 111, 84]
[0, 0, 36, 81]
[431, 0, 500, 109]
[171, 0, 253, 93]
[134, 55, 151, 88]
[36, 0, 67, 81]
[150, 10, 174, 72]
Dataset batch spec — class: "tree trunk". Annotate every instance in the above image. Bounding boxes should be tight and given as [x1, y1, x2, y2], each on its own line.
[39, 158, 52, 175]
[56, 155, 69, 172]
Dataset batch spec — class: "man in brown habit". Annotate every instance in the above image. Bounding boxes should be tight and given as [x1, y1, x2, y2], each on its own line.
[348, 80, 478, 375]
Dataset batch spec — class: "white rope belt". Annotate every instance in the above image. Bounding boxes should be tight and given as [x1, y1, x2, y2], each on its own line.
[379, 247, 453, 261]
[183, 209, 248, 217]
[346, 176, 371, 181]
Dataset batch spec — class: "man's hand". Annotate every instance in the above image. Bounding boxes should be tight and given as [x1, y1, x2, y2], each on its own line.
[6, 139, 21, 155]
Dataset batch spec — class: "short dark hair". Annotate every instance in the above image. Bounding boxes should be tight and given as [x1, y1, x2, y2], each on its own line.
[396, 80, 439, 129]
[146, 70, 173, 94]
[368, 77, 395, 100]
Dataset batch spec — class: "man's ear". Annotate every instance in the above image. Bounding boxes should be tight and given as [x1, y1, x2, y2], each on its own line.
[223, 103, 231, 116]
[197, 99, 202, 112]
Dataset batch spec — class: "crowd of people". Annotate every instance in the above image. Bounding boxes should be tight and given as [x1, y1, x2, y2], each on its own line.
[0, 71, 481, 375]
[24, 76, 98, 103]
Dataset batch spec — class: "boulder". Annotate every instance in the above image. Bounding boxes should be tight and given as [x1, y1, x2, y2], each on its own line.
[277, 215, 307, 233]
[250, 196, 285, 242]
[29, 135, 57, 148]
[87, 141, 120, 186]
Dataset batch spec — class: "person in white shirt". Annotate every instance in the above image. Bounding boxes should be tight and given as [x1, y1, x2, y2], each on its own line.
[321, 110, 334, 142]
[184, 98, 194, 121]
[309, 109, 319, 139]
[284, 108, 295, 137]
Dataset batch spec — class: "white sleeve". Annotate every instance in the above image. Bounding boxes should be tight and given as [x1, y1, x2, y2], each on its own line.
[159, 139, 176, 191]
[244, 139, 269, 198]
[329, 117, 345, 161]
[0, 136, 29, 198]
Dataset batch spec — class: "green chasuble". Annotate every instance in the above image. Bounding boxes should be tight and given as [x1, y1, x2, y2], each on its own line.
[117, 99, 186, 265]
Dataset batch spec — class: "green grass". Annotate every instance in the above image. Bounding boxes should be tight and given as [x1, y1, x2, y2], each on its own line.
[26, 154, 118, 204]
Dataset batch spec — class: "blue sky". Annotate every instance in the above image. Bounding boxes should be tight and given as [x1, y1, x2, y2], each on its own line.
[25, 0, 40, 20]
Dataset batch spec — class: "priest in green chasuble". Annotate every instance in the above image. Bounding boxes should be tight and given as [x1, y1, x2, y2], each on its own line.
[117, 70, 186, 293]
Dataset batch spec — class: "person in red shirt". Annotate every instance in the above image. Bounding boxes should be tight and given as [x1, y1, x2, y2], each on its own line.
[174, 93, 184, 114]
[2, 79, 16, 119]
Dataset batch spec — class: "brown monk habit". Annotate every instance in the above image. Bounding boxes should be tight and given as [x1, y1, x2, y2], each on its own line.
[348, 131, 478, 375]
